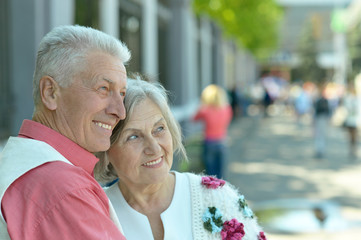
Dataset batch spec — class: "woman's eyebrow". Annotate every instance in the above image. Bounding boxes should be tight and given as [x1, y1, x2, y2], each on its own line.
[153, 117, 166, 127]
[123, 117, 165, 133]
[122, 127, 139, 134]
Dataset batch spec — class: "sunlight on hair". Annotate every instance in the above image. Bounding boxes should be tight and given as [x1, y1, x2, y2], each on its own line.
[201, 84, 228, 107]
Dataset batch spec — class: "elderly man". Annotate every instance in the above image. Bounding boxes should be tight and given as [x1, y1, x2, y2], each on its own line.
[0, 25, 130, 239]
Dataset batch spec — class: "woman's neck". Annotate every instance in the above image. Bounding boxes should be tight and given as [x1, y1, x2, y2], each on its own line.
[117, 173, 176, 240]
[118, 172, 175, 214]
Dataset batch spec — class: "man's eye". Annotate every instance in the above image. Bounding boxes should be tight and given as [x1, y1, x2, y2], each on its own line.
[97, 86, 109, 94]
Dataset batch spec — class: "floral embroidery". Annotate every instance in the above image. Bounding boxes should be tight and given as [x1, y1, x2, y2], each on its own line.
[258, 231, 267, 240]
[238, 195, 254, 218]
[221, 219, 245, 240]
[200, 178, 259, 239]
[202, 207, 224, 233]
[201, 176, 226, 189]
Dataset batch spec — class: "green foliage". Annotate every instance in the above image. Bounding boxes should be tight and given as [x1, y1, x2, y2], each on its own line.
[74, 0, 100, 29]
[296, 22, 326, 84]
[253, 208, 288, 224]
[192, 0, 283, 58]
[347, 22, 361, 81]
[181, 134, 204, 173]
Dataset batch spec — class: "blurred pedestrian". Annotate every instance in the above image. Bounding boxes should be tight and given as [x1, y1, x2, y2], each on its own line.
[294, 83, 313, 125]
[94, 77, 266, 240]
[0, 25, 130, 239]
[260, 72, 274, 117]
[313, 84, 331, 158]
[260, 71, 285, 117]
[343, 85, 360, 159]
[229, 84, 241, 119]
[193, 84, 233, 179]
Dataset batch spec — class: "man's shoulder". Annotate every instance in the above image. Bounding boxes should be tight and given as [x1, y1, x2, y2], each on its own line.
[24, 161, 97, 190]
[11, 161, 100, 202]
[8, 161, 105, 212]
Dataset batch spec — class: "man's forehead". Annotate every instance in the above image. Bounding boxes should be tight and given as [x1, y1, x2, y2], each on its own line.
[83, 68, 126, 84]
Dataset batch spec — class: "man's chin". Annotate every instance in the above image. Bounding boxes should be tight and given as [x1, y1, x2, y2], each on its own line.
[87, 142, 111, 153]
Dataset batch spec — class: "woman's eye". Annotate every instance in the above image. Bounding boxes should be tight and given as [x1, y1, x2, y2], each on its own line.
[127, 135, 138, 141]
[155, 126, 165, 133]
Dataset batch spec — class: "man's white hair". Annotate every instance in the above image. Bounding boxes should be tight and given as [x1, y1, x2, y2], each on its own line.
[32, 25, 131, 109]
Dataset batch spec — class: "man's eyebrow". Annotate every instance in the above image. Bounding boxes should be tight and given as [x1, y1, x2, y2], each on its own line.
[103, 78, 114, 84]
[88, 77, 112, 86]
[102, 78, 127, 90]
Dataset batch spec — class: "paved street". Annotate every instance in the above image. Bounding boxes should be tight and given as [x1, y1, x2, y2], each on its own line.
[225, 109, 361, 239]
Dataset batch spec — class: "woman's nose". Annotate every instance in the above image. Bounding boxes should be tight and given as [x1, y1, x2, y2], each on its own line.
[144, 136, 161, 155]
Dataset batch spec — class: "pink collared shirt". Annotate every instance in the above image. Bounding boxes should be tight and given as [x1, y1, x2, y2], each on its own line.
[1, 120, 126, 240]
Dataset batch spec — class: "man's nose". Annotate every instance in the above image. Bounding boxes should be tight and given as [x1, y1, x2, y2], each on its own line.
[107, 92, 126, 120]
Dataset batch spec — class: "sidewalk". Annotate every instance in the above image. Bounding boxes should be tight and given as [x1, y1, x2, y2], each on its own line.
[225, 111, 361, 239]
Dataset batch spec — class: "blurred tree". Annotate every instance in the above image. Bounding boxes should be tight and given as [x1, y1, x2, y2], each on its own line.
[296, 22, 326, 84]
[75, 0, 99, 29]
[347, 21, 361, 82]
[192, 0, 283, 58]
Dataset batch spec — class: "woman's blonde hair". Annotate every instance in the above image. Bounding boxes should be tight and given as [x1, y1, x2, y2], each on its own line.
[201, 84, 229, 107]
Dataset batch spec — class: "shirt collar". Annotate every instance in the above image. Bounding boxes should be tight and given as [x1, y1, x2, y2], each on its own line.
[18, 119, 98, 176]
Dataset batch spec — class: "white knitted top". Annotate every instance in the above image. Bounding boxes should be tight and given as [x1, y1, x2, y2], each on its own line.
[186, 172, 264, 240]
[107, 171, 265, 240]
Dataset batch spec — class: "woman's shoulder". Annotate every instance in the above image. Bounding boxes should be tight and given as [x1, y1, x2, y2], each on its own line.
[184, 173, 267, 240]
[184, 172, 240, 195]
[185, 173, 246, 207]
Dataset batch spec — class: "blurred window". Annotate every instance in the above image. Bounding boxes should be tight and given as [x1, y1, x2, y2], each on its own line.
[119, 0, 142, 74]
[158, 2, 171, 90]
[158, 18, 169, 89]
[74, 0, 100, 29]
[0, 0, 12, 139]
[158, 0, 169, 7]
[211, 24, 218, 85]
[196, 17, 202, 95]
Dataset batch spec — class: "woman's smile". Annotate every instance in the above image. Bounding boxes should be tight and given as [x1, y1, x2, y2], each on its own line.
[141, 157, 163, 168]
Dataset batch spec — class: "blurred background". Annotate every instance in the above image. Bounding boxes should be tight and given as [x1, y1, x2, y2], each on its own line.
[1, 0, 361, 239]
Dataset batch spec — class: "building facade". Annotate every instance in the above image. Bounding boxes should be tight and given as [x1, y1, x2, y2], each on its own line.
[0, 0, 258, 139]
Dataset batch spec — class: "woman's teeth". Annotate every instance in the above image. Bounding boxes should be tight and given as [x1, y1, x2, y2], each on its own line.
[95, 122, 111, 130]
[143, 158, 162, 166]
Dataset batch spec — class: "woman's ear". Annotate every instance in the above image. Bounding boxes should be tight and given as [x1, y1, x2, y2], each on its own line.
[39, 76, 59, 111]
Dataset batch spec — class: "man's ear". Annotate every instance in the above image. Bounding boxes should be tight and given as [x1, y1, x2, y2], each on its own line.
[39, 76, 59, 111]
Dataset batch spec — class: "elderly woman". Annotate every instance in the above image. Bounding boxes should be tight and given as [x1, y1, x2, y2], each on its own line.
[94, 77, 266, 240]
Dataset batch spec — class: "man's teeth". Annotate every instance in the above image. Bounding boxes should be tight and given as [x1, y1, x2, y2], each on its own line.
[95, 122, 112, 130]
[143, 158, 162, 166]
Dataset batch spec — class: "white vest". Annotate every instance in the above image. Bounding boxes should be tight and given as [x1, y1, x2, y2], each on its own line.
[0, 137, 123, 239]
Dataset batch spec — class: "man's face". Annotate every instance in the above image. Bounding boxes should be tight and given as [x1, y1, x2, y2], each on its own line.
[55, 51, 127, 153]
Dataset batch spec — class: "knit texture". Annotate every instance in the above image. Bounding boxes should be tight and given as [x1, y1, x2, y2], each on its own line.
[186, 173, 263, 240]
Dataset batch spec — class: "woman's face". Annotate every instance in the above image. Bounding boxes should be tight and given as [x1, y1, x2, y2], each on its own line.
[108, 98, 173, 186]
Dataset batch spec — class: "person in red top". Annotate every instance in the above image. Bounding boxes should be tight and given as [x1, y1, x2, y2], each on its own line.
[193, 84, 233, 179]
[0, 25, 130, 239]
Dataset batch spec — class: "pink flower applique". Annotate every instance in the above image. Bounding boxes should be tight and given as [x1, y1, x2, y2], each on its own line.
[201, 176, 226, 189]
[220, 218, 245, 240]
[258, 231, 267, 240]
